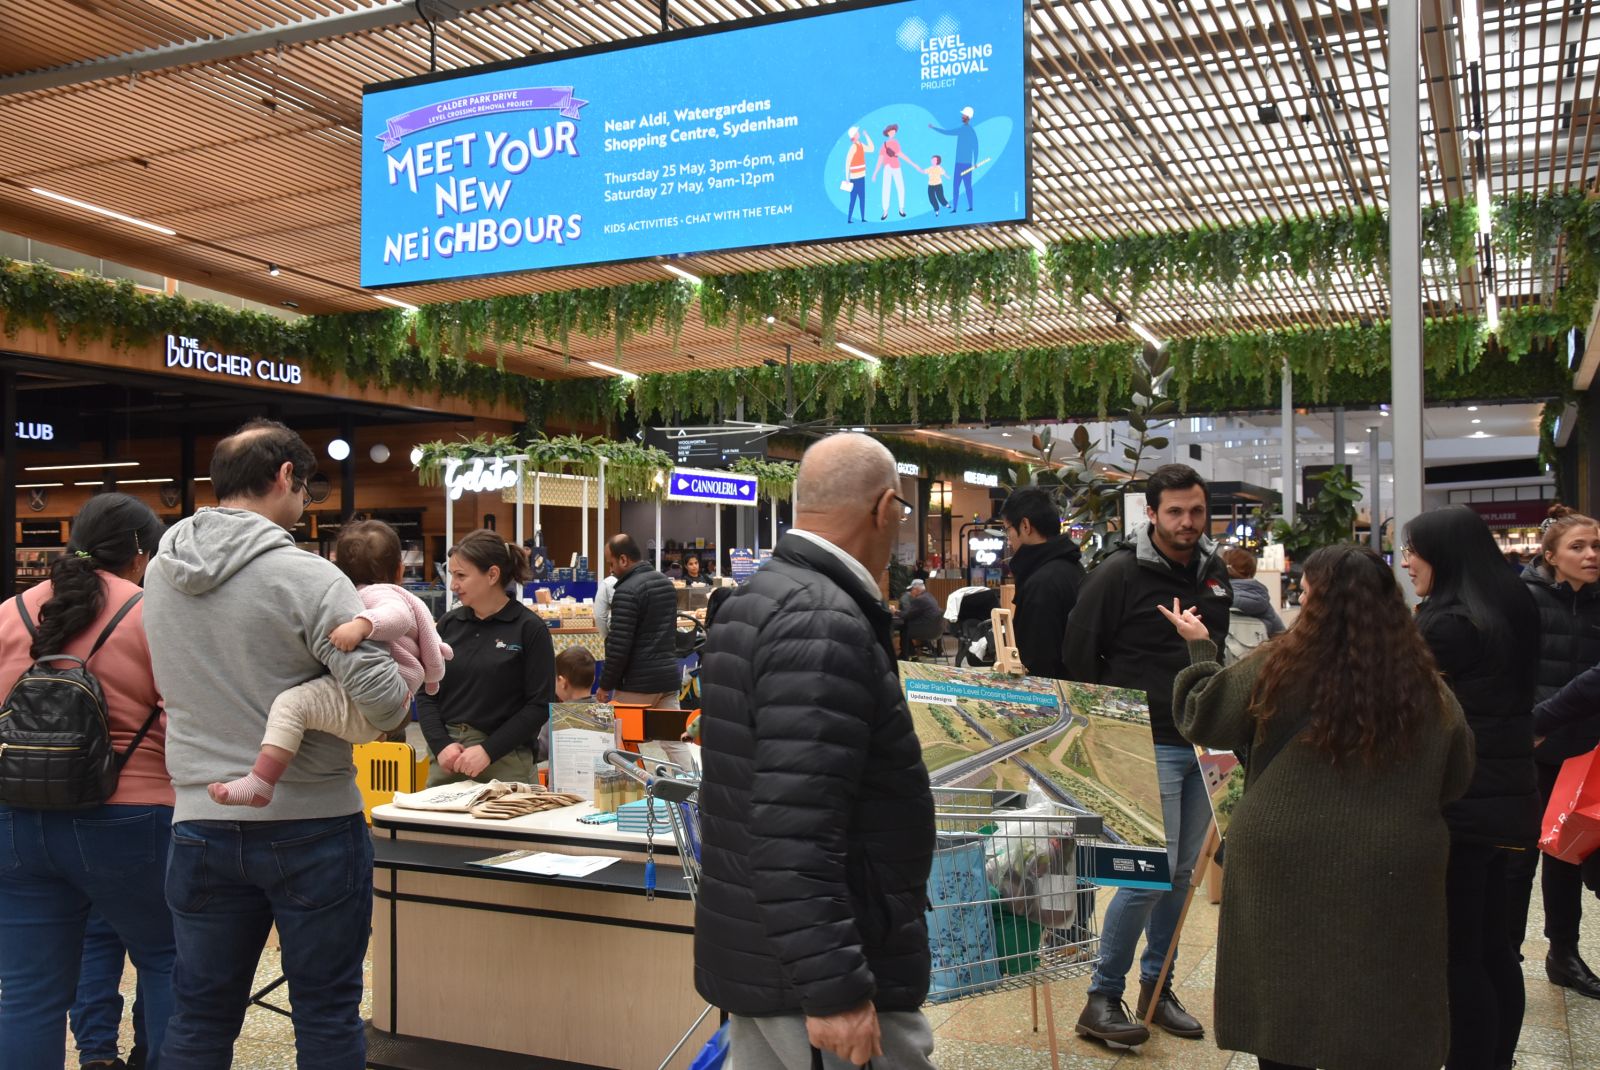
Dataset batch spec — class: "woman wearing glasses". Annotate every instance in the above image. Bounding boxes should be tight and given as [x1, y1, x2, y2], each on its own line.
[1402, 506, 1542, 1070]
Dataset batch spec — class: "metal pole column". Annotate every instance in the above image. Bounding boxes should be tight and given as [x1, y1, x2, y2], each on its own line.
[339, 416, 355, 523]
[444, 487, 454, 611]
[1369, 425, 1383, 551]
[598, 457, 607, 576]
[514, 458, 524, 547]
[655, 498, 662, 570]
[1281, 363, 1296, 527]
[581, 474, 590, 568]
[1391, 0, 1426, 588]
[1333, 406, 1346, 475]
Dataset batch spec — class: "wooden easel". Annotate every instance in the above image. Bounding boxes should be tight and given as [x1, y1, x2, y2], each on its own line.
[990, 607, 1026, 674]
[1141, 821, 1221, 1028]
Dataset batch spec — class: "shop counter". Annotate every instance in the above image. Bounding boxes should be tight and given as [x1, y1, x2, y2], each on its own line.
[370, 802, 713, 1070]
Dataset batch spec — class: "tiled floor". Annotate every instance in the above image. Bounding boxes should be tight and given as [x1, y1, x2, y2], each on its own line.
[67, 874, 1600, 1068]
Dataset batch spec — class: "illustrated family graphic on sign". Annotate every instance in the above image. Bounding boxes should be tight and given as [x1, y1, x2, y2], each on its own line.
[832, 104, 1008, 225]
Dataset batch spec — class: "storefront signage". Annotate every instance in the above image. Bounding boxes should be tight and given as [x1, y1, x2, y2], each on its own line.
[666, 467, 758, 506]
[165, 336, 303, 385]
[963, 470, 999, 487]
[360, 0, 1027, 285]
[1465, 500, 1551, 528]
[896, 462, 924, 477]
[729, 548, 757, 582]
[10, 409, 78, 451]
[443, 455, 521, 500]
[968, 534, 1005, 566]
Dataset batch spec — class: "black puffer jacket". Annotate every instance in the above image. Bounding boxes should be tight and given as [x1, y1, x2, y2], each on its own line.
[1008, 536, 1084, 678]
[1523, 562, 1600, 764]
[598, 561, 680, 694]
[695, 533, 935, 1018]
[1417, 603, 1541, 848]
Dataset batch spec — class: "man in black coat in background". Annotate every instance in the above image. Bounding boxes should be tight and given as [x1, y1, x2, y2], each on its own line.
[695, 433, 937, 1070]
[1001, 486, 1084, 677]
[596, 533, 681, 708]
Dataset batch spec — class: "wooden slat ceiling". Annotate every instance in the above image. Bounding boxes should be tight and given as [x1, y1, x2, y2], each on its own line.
[0, 0, 1595, 381]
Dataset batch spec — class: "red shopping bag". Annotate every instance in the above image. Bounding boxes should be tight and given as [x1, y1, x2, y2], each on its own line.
[1539, 747, 1600, 865]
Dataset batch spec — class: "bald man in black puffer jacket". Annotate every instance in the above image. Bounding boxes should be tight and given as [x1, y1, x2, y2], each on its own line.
[695, 433, 936, 1070]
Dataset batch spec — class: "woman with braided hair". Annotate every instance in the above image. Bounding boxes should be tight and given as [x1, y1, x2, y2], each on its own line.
[0, 493, 173, 1068]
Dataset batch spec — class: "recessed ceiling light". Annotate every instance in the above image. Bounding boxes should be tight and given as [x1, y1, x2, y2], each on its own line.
[25, 461, 140, 472]
[1471, 418, 1481, 424]
[1467, 405, 1479, 412]
[587, 360, 640, 381]
[1469, 431, 1492, 438]
[1000, 432, 1013, 438]
[372, 294, 418, 312]
[663, 263, 702, 285]
[836, 342, 880, 365]
[30, 187, 176, 236]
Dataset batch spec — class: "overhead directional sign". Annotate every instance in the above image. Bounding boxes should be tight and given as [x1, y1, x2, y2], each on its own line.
[645, 426, 768, 468]
[667, 467, 759, 507]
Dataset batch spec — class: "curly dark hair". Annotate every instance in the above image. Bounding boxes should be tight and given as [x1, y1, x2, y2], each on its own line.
[1249, 543, 1446, 767]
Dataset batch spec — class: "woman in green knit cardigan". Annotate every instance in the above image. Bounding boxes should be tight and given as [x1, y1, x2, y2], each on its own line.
[1162, 544, 1475, 1070]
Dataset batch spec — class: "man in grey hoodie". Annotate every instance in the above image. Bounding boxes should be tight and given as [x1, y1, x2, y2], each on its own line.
[142, 418, 408, 1069]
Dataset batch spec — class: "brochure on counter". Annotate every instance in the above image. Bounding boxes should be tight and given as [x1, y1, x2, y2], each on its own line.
[548, 702, 618, 801]
[901, 661, 1173, 890]
[471, 850, 620, 878]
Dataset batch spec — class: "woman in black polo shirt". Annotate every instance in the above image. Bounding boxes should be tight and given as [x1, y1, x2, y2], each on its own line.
[417, 529, 556, 786]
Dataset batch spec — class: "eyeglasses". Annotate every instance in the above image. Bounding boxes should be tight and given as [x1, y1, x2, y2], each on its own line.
[891, 494, 914, 523]
[1401, 544, 1416, 561]
[290, 475, 311, 507]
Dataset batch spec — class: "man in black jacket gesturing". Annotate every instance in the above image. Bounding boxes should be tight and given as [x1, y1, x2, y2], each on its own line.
[696, 433, 937, 1070]
[596, 534, 681, 708]
[1001, 486, 1084, 677]
[1064, 464, 1232, 1050]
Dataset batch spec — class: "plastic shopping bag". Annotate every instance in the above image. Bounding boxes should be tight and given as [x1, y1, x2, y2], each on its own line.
[924, 833, 1002, 1000]
[687, 1022, 728, 1070]
[1540, 746, 1600, 865]
[985, 781, 1077, 929]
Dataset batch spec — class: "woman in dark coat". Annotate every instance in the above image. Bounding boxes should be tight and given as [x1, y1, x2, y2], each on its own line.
[1165, 544, 1473, 1070]
[1510, 505, 1600, 998]
[1403, 505, 1542, 1070]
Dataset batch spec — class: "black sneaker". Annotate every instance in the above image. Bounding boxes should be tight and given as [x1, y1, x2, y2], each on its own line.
[1075, 992, 1149, 1050]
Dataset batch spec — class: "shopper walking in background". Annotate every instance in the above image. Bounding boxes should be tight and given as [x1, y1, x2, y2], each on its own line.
[1000, 486, 1083, 678]
[417, 530, 554, 786]
[1403, 505, 1542, 1070]
[1509, 505, 1600, 999]
[142, 419, 409, 1069]
[0, 494, 172, 1070]
[1063, 464, 1232, 1049]
[597, 534, 681, 709]
[1166, 543, 1474, 1070]
[696, 433, 936, 1070]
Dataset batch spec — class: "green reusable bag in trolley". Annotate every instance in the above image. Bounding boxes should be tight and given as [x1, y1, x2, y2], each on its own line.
[923, 832, 1002, 1001]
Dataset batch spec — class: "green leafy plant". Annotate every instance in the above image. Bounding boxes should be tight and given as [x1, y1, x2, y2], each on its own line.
[1270, 468, 1365, 561]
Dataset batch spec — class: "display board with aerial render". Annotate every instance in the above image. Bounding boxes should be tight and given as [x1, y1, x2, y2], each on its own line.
[361, 0, 1027, 285]
[902, 662, 1172, 890]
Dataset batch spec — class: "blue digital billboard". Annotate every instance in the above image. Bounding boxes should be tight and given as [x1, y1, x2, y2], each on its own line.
[360, 0, 1028, 287]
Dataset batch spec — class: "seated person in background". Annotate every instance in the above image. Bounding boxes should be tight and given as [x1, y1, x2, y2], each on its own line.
[898, 577, 944, 656]
[209, 519, 451, 807]
[539, 646, 598, 762]
[664, 557, 685, 580]
[1222, 547, 1285, 637]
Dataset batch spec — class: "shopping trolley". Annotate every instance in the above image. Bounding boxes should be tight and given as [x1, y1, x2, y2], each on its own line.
[926, 786, 1107, 1070]
[604, 749, 713, 1070]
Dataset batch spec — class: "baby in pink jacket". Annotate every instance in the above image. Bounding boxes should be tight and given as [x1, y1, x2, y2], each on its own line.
[210, 520, 451, 807]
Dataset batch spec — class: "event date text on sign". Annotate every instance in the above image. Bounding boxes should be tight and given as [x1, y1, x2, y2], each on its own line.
[360, 0, 1027, 286]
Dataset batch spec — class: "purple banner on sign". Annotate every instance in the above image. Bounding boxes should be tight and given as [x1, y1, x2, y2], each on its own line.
[377, 86, 589, 149]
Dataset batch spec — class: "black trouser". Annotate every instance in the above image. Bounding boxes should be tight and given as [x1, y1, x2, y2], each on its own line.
[1507, 759, 1594, 952]
[1257, 1060, 1314, 1070]
[1447, 842, 1524, 1070]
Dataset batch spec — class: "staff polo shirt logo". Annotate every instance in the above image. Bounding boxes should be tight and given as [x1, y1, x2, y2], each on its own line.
[1206, 579, 1229, 599]
[495, 639, 523, 652]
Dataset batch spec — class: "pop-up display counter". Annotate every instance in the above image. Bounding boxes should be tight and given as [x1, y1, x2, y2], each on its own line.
[369, 801, 713, 1069]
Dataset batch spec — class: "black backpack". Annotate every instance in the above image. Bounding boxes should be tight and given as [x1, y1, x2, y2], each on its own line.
[1, 593, 160, 810]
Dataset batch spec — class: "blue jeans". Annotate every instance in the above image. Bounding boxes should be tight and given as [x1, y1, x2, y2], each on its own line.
[0, 804, 175, 1069]
[1089, 744, 1211, 999]
[160, 813, 372, 1070]
[952, 164, 975, 211]
[846, 177, 867, 220]
[72, 912, 148, 1065]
